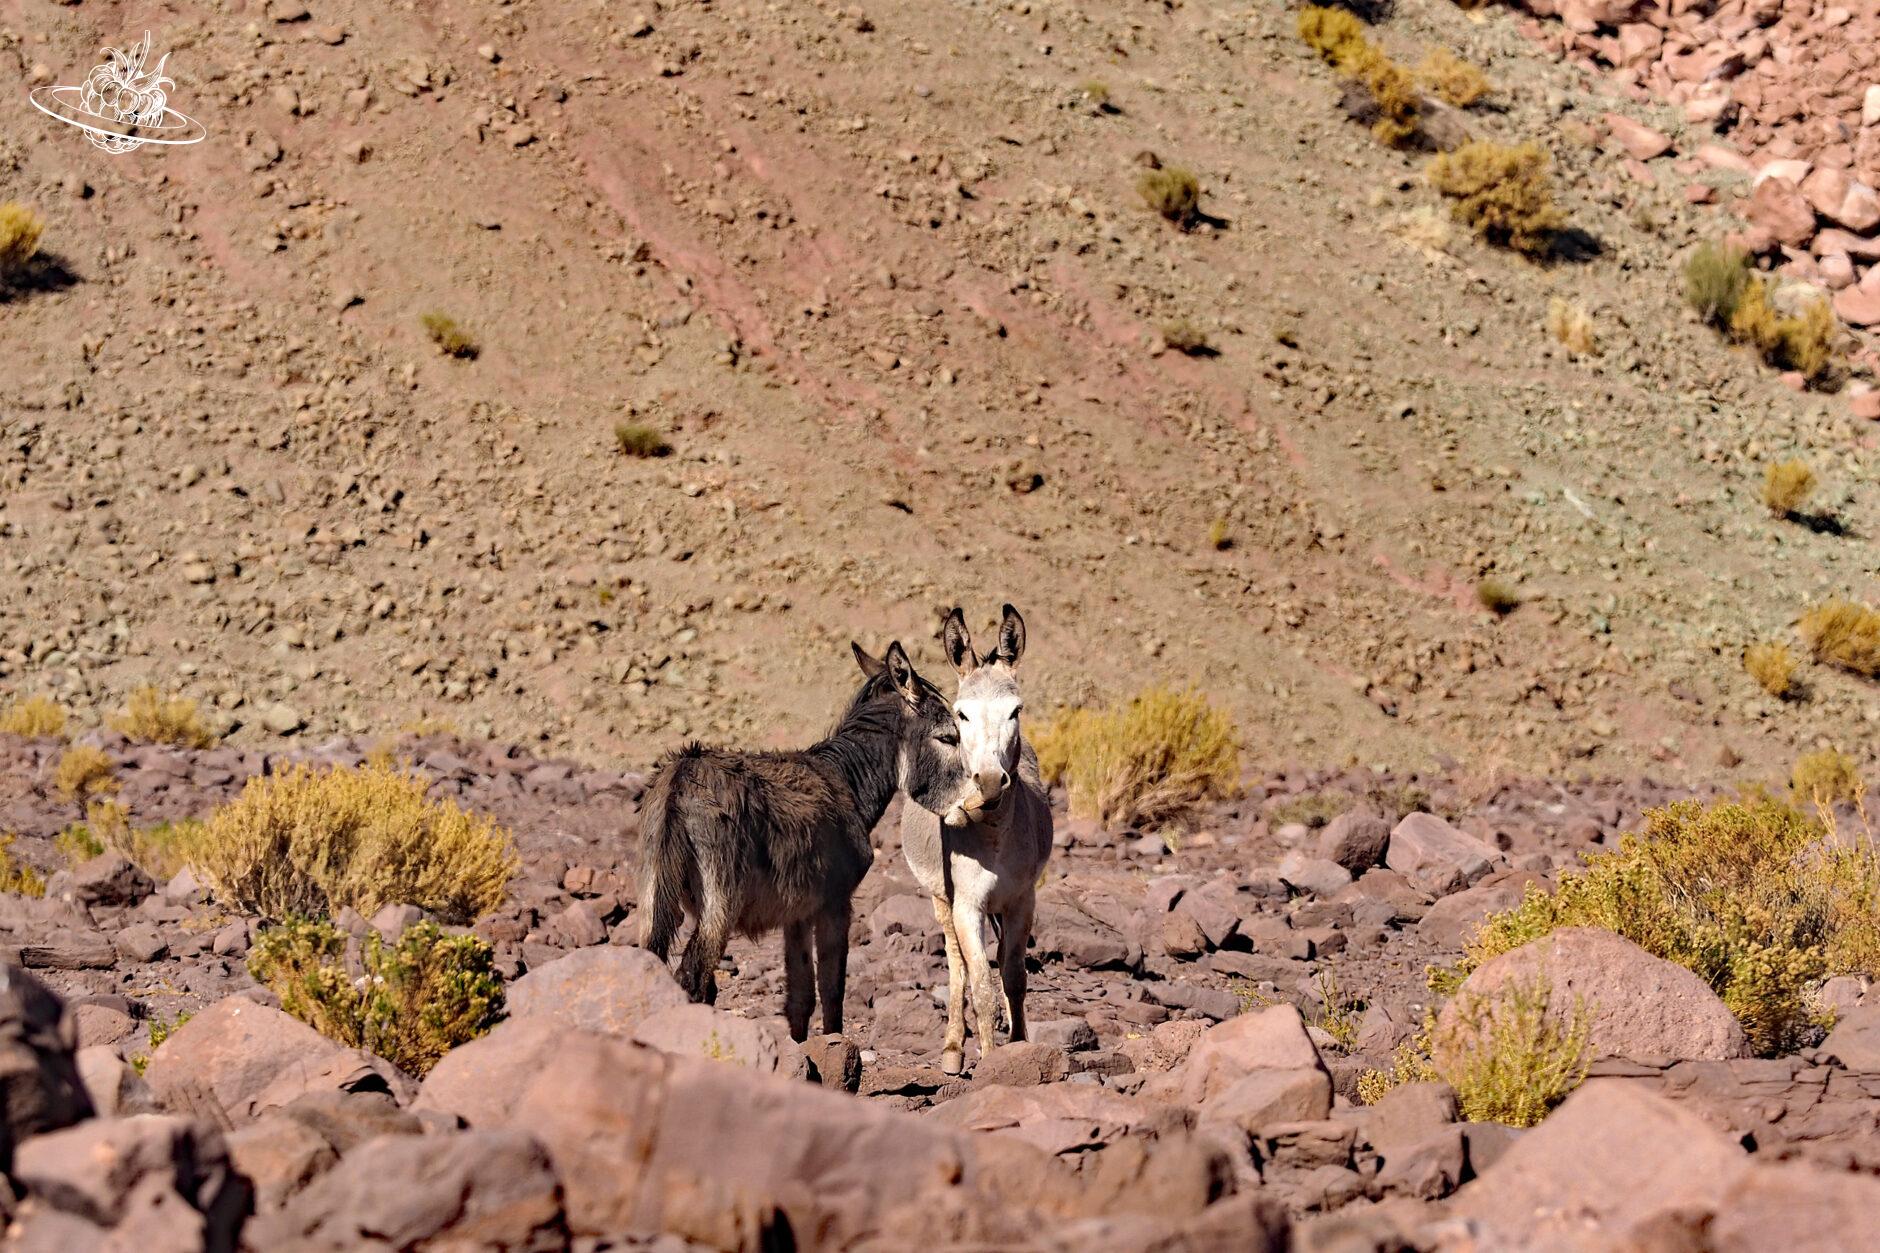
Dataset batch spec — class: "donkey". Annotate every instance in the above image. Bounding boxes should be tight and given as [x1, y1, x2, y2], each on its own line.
[640, 640, 971, 1042]
[902, 604, 1053, 1074]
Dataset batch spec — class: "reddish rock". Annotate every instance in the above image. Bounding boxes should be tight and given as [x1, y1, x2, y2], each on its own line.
[1317, 811, 1390, 873]
[414, 1017, 565, 1127]
[629, 1003, 809, 1080]
[1604, 113, 1673, 159]
[10, 1114, 249, 1245]
[1802, 167, 1880, 231]
[1711, 1163, 1880, 1252]
[1173, 1005, 1326, 1106]
[224, 1113, 338, 1213]
[1833, 282, 1880, 326]
[930, 1081, 1193, 1156]
[1747, 177, 1818, 248]
[504, 945, 690, 1036]
[0, 966, 94, 1171]
[1201, 1067, 1331, 1135]
[1384, 813, 1498, 892]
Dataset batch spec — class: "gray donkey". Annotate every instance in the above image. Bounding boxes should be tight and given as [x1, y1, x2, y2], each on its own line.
[902, 605, 1053, 1074]
[641, 641, 971, 1041]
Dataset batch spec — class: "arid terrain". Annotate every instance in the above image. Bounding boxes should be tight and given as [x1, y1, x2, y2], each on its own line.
[1, 0, 1879, 1250]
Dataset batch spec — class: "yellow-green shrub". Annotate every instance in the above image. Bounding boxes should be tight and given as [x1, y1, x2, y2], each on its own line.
[1682, 241, 1749, 326]
[1418, 48, 1490, 108]
[1744, 641, 1798, 699]
[1762, 460, 1815, 518]
[1729, 279, 1837, 384]
[615, 422, 673, 458]
[0, 835, 45, 898]
[420, 312, 479, 359]
[1476, 577, 1520, 615]
[1297, 6, 1368, 69]
[54, 746, 117, 806]
[1799, 599, 1880, 678]
[1545, 298, 1597, 356]
[249, 918, 504, 1075]
[1138, 166, 1201, 226]
[1034, 687, 1238, 830]
[109, 686, 217, 749]
[1793, 748, 1863, 809]
[1430, 979, 1590, 1126]
[0, 203, 43, 280]
[194, 761, 516, 923]
[0, 696, 68, 739]
[1453, 797, 1879, 1054]
[1351, 47, 1421, 147]
[1427, 141, 1565, 257]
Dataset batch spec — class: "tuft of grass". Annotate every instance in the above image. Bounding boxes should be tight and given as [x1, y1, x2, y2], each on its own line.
[1137, 166, 1201, 227]
[1762, 459, 1816, 519]
[0, 203, 45, 281]
[1476, 578, 1520, 616]
[1418, 48, 1490, 108]
[1429, 978, 1591, 1127]
[1268, 792, 1351, 830]
[55, 813, 107, 866]
[1033, 686, 1239, 832]
[1427, 141, 1566, 257]
[1207, 517, 1232, 551]
[1161, 319, 1212, 356]
[193, 760, 517, 923]
[1792, 748, 1863, 810]
[133, 1011, 197, 1075]
[420, 312, 479, 360]
[109, 686, 217, 749]
[1312, 969, 1361, 1054]
[1449, 796, 1880, 1055]
[0, 835, 46, 898]
[1079, 80, 1112, 109]
[1351, 47, 1421, 148]
[1728, 279, 1837, 384]
[1799, 599, 1880, 679]
[54, 745, 118, 807]
[1298, 6, 1368, 69]
[0, 695, 68, 740]
[249, 917, 504, 1076]
[1545, 298, 1598, 356]
[614, 422, 674, 459]
[1682, 241, 1750, 327]
[1745, 642, 1799, 700]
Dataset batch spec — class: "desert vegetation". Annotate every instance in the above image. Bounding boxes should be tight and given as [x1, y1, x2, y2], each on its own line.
[420, 311, 479, 359]
[109, 686, 217, 749]
[1544, 298, 1597, 356]
[1034, 686, 1238, 830]
[1417, 48, 1490, 108]
[1762, 460, 1817, 519]
[1297, 6, 1421, 146]
[248, 918, 505, 1075]
[615, 421, 674, 458]
[53, 745, 117, 808]
[1426, 142, 1566, 257]
[1683, 243, 1837, 386]
[0, 695, 67, 739]
[1137, 165, 1202, 227]
[1799, 599, 1880, 678]
[0, 834, 46, 897]
[1475, 577, 1520, 616]
[1744, 641, 1800, 699]
[0, 202, 43, 283]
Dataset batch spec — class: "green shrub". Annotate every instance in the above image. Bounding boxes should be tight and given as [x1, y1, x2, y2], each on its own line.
[1033, 687, 1239, 830]
[1427, 142, 1565, 257]
[1138, 167, 1201, 227]
[420, 312, 479, 359]
[1683, 241, 1750, 327]
[54, 745, 117, 807]
[1745, 641, 1799, 700]
[249, 918, 504, 1075]
[194, 761, 517, 923]
[614, 422, 673, 458]
[0, 835, 45, 898]
[1431, 979, 1591, 1126]
[1453, 797, 1880, 1054]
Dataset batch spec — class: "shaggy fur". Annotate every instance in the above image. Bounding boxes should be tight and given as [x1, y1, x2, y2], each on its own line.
[641, 642, 967, 1040]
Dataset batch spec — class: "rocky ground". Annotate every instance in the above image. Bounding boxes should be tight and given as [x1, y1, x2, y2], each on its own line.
[0, 727, 1876, 1248]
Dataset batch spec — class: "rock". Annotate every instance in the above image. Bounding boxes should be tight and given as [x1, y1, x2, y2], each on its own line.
[630, 1003, 809, 1080]
[1819, 1004, 1880, 1071]
[0, 966, 94, 1171]
[1032, 1019, 1099, 1053]
[1201, 1067, 1331, 1134]
[260, 703, 304, 735]
[505, 945, 689, 1036]
[1362, 1080, 1458, 1153]
[224, 1113, 338, 1213]
[1175, 1005, 1326, 1106]
[1439, 927, 1748, 1062]
[1373, 1124, 1466, 1199]
[1604, 113, 1672, 160]
[1833, 282, 1880, 327]
[76, 1046, 156, 1117]
[367, 903, 423, 942]
[1747, 177, 1818, 248]
[1710, 1162, 1880, 1252]
[142, 999, 413, 1127]
[927, 1081, 1193, 1155]
[73, 1003, 136, 1048]
[277, 1088, 421, 1152]
[1383, 813, 1498, 892]
[545, 899, 607, 948]
[414, 1017, 575, 1127]
[1275, 854, 1352, 898]
[1417, 870, 1539, 949]
[971, 1041, 1071, 1088]
[799, 1033, 862, 1091]
[112, 925, 168, 964]
[10, 1114, 248, 1245]
[1317, 811, 1390, 873]
[1802, 168, 1880, 233]
[70, 855, 155, 908]
[1451, 1082, 1748, 1243]
[249, 1129, 566, 1250]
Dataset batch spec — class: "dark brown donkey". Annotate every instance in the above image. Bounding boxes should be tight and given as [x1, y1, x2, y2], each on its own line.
[640, 641, 970, 1040]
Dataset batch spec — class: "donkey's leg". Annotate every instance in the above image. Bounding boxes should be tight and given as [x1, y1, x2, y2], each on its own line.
[997, 892, 1036, 1045]
[932, 895, 968, 1075]
[813, 904, 852, 1036]
[783, 920, 816, 1043]
[951, 898, 1001, 1063]
[677, 879, 732, 1005]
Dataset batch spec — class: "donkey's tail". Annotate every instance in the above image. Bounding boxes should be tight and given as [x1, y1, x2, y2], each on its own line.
[639, 748, 696, 960]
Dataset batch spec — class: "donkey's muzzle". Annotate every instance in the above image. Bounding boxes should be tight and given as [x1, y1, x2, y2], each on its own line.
[974, 768, 1009, 808]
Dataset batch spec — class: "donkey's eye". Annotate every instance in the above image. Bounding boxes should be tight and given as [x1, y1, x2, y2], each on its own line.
[955, 708, 969, 722]
[936, 731, 960, 746]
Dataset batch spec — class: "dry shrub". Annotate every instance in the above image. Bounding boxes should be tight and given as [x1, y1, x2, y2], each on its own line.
[1297, 6, 1368, 69]
[1418, 48, 1490, 108]
[1351, 47, 1421, 147]
[1161, 319, 1212, 355]
[0, 203, 44, 281]
[1744, 642, 1799, 700]
[1453, 797, 1880, 1055]
[110, 686, 217, 749]
[194, 761, 518, 923]
[1682, 241, 1749, 326]
[1427, 142, 1565, 257]
[1799, 599, 1880, 678]
[420, 312, 479, 360]
[1762, 459, 1816, 518]
[1138, 166, 1201, 227]
[1033, 687, 1239, 831]
[1391, 205, 1453, 258]
[0, 835, 45, 898]
[249, 918, 504, 1075]
[615, 422, 673, 458]
[1207, 517, 1232, 551]
[1476, 578, 1520, 616]
[54, 746, 118, 807]
[0, 696, 67, 739]
[1792, 748, 1863, 809]
[1429, 979, 1591, 1126]
[1728, 279, 1837, 384]
[1544, 298, 1597, 356]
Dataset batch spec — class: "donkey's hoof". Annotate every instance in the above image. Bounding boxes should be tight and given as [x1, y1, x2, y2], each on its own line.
[941, 1049, 965, 1076]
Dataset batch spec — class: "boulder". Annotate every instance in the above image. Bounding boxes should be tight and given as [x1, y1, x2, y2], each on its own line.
[504, 945, 689, 1036]
[629, 1003, 809, 1080]
[1438, 927, 1748, 1062]
[1417, 869, 1543, 949]
[1818, 1004, 1880, 1072]
[70, 855, 156, 908]
[1201, 1067, 1331, 1135]
[971, 1040, 1072, 1088]
[76, 1046, 157, 1117]
[1317, 811, 1390, 873]
[1747, 177, 1818, 248]
[414, 1015, 564, 1127]
[248, 1129, 567, 1250]
[0, 965, 94, 1171]
[1383, 813, 1497, 892]
[142, 998, 413, 1127]
[1710, 1162, 1880, 1252]
[1801, 168, 1880, 233]
[1275, 854, 1352, 899]
[1174, 1005, 1327, 1106]
[1604, 113, 1672, 160]
[224, 1113, 338, 1213]
[1451, 1082, 1748, 1243]
[10, 1114, 249, 1246]
[929, 1081, 1192, 1157]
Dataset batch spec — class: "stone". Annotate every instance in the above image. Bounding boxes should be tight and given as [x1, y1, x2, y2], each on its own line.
[927, 1080, 1193, 1155]
[1747, 177, 1818, 248]
[1604, 113, 1672, 160]
[70, 855, 155, 908]
[504, 945, 689, 1036]
[629, 1003, 809, 1080]
[1802, 168, 1880, 232]
[10, 1114, 248, 1244]
[1317, 811, 1390, 873]
[1818, 1004, 1880, 1071]
[1440, 928, 1749, 1062]
[1833, 283, 1880, 326]
[1710, 1162, 1880, 1252]
[223, 1114, 338, 1212]
[0, 966, 94, 1171]
[1175, 1005, 1326, 1106]
[73, 1003, 136, 1048]
[1201, 1067, 1332, 1134]
[1373, 1124, 1466, 1199]
[414, 1017, 577, 1127]
[1417, 870, 1539, 949]
[1383, 813, 1497, 891]
[260, 703, 304, 735]
[1275, 854, 1352, 898]
[76, 1046, 157, 1117]
[971, 1040, 1072, 1088]
[799, 1033, 862, 1091]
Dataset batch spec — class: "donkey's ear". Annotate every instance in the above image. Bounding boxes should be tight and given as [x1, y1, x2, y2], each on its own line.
[884, 641, 921, 704]
[993, 603, 1027, 668]
[851, 641, 887, 679]
[942, 607, 978, 675]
